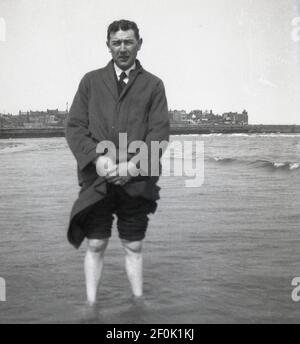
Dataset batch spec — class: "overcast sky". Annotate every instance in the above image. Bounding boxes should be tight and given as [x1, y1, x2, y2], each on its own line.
[0, 0, 299, 124]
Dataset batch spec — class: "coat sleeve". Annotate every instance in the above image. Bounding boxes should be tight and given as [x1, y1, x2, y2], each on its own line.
[130, 79, 170, 176]
[65, 74, 99, 171]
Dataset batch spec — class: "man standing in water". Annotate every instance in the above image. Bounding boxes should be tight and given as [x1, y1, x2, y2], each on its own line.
[66, 20, 169, 306]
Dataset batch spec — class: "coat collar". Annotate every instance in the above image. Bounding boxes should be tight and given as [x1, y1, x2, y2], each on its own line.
[102, 59, 143, 102]
[114, 61, 136, 79]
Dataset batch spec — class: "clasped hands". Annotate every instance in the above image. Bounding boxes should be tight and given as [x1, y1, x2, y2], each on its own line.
[95, 156, 137, 186]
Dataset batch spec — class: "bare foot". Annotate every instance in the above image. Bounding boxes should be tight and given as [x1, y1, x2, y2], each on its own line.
[82, 302, 99, 322]
[131, 295, 151, 308]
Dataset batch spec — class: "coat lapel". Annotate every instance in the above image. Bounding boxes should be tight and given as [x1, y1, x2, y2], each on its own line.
[102, 60, 119, 101]
[119, 61, 143, 101]
[103, 59, 143, 102]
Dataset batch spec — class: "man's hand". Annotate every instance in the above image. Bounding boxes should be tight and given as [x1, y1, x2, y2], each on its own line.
[95, 156, 116, 177]
[105, 161, 139, 186]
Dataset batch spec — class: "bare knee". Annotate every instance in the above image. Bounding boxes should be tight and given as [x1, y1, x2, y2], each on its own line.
[87, 239, 109, 254]
[121, 240, 143, 256]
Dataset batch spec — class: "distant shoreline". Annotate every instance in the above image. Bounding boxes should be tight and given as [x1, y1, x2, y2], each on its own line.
[0, 125, 300, 139]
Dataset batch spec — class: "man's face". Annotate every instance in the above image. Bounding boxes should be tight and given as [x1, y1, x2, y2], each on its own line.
[107, 29, 142, 71]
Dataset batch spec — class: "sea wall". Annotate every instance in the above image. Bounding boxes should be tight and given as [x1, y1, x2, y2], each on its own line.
[1, 125, 300, 139]
[0, 128, 66, 139]
[170, 124, 300, 134]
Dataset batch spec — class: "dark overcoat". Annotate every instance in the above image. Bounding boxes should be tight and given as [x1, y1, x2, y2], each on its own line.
[65, 59, 170, 248]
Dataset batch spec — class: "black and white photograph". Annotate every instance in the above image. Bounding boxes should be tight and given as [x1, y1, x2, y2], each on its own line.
[0, 0, 300, 326]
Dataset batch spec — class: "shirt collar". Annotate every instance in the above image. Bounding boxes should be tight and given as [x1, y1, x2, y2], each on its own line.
[114, 61, 136, 79]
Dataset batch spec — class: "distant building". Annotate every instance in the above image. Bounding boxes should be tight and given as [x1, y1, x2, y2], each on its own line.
[169, 110, 188, 123]
[17, 108, 68, 128]
[169, 109, 248, 126]
[190, 110, 203, 121]
[168, 111, 174, 122]
[4, 107, 248, 129]
[222, 110, 248, 125]
[0, 113, 14, 128]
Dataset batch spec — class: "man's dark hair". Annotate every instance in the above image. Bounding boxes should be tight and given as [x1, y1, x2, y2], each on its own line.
[107, 20, 140, 41]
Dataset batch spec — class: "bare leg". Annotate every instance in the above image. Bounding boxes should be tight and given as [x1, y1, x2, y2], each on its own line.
[84, 239, 109, 306]
[121, 240, 143, 298]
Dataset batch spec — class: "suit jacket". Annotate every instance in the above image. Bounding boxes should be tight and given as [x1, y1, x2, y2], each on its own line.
[65, 59, 170, 248]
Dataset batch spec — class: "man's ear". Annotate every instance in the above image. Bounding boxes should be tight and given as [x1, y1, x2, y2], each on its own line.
[106, 41, 111, 53]
[138, 38, 143, 51]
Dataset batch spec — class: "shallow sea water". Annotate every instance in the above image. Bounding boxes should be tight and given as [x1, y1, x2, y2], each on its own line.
[0, 134, 299, 323]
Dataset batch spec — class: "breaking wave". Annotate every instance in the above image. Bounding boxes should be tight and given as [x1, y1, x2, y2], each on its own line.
[0, 139, 67, 154]
[172, 133, 300, 138]
[209, 157, 300, 171]
[251, 160, 300, 171]
[0, 142, 29, 153]
[211, 157, 237, 164]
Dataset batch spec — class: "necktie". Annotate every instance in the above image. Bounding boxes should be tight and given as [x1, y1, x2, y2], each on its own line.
[118, 71, 127, 95]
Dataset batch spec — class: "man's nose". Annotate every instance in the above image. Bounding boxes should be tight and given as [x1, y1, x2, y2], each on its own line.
[120, 43, 126, 52]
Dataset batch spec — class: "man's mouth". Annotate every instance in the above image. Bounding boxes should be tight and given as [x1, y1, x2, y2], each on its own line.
[119, 56, 129, 61]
